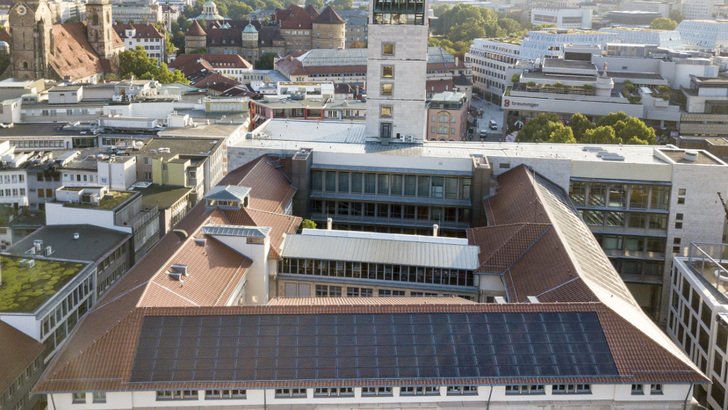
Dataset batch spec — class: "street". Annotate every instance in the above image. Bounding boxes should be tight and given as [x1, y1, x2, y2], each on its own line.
[470, 95, 504, 142]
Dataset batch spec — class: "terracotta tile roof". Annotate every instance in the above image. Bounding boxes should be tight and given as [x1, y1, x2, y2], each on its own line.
[49, 22, 121, 81]
[220, 155, 297, 214]
[138, 233, 252, 307]
[170, 53, 252, 71]
[33, 302, 707, 394]
[0, 320, 44, 394]
[113, 23, 163, 39]
[313, 6, 345, 24]
[186, 20, 206, 36]
[472, 164, 703, 379]
[190, 71, 240, 89]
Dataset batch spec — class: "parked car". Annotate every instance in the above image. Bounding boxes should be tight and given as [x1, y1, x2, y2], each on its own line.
[489, 120, 498, 130]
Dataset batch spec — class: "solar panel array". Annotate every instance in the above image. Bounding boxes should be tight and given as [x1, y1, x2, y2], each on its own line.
[129, 312, 619, 384]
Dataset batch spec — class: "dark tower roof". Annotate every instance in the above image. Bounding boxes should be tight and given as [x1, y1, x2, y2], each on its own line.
[186, 20, 207, 37]
[304, 4, 320, 18]
[313, 6, 345, 24]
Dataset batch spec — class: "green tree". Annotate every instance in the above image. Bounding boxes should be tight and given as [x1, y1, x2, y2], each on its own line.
[596, 111, 629, 128]
[172, 30, 186, 54]
[569, 113, 595, 141]
[649, 17, 678, 30]
[669, 9, 684, 23]
[548, 124, 576, 143]
[515, 113, 561, 143]
[119, 46, 189, 84]
[497, 18, 522, 35]
[613, 116, 656, 144]
[511, 73, 520, 83]
[305, 0, 324, 9]
[432, 3, 450, 17]
[255, 52, 277, 69]
[583, 126, 620, 144]
[329, 0, 353, 10]
[228, 2, 253, 20]
[301, 219, 317, 229]
[190, 46, 208, 54]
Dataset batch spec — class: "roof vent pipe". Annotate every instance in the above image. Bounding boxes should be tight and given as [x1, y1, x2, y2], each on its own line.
[326, 218, 332, 230]
[73, 232, 80, 240]
[433, 224, 439, 237]
[684, 150, 698, 162]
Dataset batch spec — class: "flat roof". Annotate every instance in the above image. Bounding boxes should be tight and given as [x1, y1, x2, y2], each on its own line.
[237, 120, 684, 166]
[543, 59, 595, 70]
[282, 229, 480, 270]
[7, 224, 130, 263]
[157, 123, 244, 138]
[132, 184, 192, 209]
[139, 137, 223, 157]
[0, 255, 86, 312]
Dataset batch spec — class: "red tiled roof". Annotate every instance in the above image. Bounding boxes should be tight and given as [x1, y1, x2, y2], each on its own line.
[275, 4, 314, 30]
[113, 23, 163, 39]
[49, 22, 120, 80]
[313, 6, 345, 24]
[220, 155, 296, 214]
[170, 53, 252, 72]
[0, 320, 45, 394]
[304, 4, 320, 18]
[223, 207, 300, 258]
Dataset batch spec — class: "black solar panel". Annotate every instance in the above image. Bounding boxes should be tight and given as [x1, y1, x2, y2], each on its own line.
[129, 311, 619, 384]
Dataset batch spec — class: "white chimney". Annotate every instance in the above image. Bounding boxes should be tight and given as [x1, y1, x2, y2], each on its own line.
[326, 218, 333, 230]
[432, 224, 439, 237]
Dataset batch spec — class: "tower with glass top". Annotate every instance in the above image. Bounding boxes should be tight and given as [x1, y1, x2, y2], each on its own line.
[365, 0, 428, 144]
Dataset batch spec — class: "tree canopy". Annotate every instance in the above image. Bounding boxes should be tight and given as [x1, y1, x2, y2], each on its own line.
[329, 0, 354, 10]
[669, 9, 684, 23]
[649, 17, 678, 30]
[182, 0, 286, 21]
[255, 52, 277, 69]
[305, 0, 324, 9]
[429, 6, 531, 56]
[119, 46, 189, 84]
[515, 112, 656, 145]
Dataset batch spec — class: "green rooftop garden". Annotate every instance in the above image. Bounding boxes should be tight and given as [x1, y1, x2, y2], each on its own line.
[64, 191, 134, 210]
[0, 256, 85, 312]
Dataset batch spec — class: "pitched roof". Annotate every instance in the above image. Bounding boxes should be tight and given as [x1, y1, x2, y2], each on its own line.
[186, 20, 207, 36]
[113, 23, 163, 39]
[275, 4, 314, 30]
[0, 320, 44, 394]
[304, 4, 320, 18]
[33, 301, 707, 394]
[169, 53, 252, 73]
[49, 22, 120, 81]
[219, 155, 297, 214]
[469, 164, 703, 379]
[313, 6, 345, 24]
[204, 185, 251, 201]
[0, 27, 9, 44]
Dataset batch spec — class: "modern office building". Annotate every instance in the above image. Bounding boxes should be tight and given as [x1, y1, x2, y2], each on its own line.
[668, 242, 728, 409]
[530, 7, 593, 29]
[599, 27, 683, 50]
[678, 20, 728, 51]
[229, 118, 728, 321]
[465, 38, 526, 104]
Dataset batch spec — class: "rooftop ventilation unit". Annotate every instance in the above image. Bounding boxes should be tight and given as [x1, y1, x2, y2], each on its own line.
[44, 246, 53, 256]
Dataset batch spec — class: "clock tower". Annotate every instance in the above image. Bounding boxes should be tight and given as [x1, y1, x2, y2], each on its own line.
[9, 0, 53, 79]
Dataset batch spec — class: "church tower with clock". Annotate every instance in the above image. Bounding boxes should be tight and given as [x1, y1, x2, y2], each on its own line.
[9, 0, 53, 79]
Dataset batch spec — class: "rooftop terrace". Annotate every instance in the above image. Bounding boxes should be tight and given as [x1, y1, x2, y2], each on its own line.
[62, 191, 134, 210]
[0, 255, 85, 312]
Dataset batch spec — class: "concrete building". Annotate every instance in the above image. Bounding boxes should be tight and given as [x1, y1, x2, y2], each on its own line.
[518, 29, 617, 60]
[681, 0, 722, 20]
[530, 7, 593, 29]
[229, 118, 728, 321]
[365, 0, 428, 143]
[250, 97, 366, 129]
[426, 91, 468, 141]
[680, 76, 728, 136]
[465, 38, 527, 104]
[668, 242, 728, 409]
[31, 153, 708, 409]
[111, 1, 163, 25]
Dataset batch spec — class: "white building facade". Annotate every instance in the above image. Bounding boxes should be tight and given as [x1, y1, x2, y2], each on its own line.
[530, 7, 593, 30]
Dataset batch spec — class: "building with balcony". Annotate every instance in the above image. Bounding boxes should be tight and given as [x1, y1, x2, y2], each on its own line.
[667, 242, 728, 409]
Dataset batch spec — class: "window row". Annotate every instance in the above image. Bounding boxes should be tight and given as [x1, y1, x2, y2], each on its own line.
[593, 233, 666, 255]
[311, 170, 472, 200]
[570, 181, 670, 210]
[280, 258, 475, 287]
[579, 209, 668, 231]
[275, 385, 475, 399]
[311, 201, 472, 224]
[0, 174, 24, 184]
[0, 188, 25, 197]
[41, 276, 93, 340]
